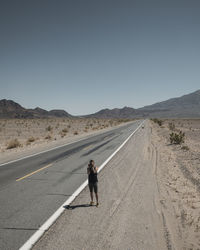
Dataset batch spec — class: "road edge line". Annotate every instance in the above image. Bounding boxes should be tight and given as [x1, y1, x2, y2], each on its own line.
[19, 120, 145, 250]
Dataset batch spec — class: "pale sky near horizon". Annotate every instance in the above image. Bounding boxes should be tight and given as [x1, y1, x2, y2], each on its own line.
[1, 0, 200, 115]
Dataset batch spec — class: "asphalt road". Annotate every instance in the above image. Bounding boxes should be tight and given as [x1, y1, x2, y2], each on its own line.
[0, 120, 143, 250]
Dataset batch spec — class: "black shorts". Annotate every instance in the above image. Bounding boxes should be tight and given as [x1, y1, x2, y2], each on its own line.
[89, 182, 98, 193]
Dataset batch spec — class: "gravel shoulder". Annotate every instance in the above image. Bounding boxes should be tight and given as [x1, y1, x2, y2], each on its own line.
[33, 121, 168, 250]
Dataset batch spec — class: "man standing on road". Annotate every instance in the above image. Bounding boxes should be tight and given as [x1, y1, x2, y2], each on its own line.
[87, 160, 99, 207]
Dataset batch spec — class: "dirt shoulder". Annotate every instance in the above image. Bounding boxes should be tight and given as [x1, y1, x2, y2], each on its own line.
[151, 119, 200, 250]
[33, 121, 168, 250]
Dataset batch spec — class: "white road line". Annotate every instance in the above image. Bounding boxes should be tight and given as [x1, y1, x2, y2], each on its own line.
[0, 121, 137, 167]
[19, 120, 145, 250]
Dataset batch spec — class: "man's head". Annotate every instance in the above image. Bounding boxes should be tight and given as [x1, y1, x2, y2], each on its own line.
[89, 160, 94, 167]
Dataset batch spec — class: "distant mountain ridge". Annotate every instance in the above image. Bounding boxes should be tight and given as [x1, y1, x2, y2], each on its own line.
[86, 107, 140, 119]
[138, 89, 200, 118]
[1, 90, 200, 119]
[0, 99, 72, 118]
[87, 90, 200, 118]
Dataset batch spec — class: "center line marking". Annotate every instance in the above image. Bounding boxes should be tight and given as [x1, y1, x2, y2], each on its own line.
[16, 163, 53, 182]
[83, 145, 93, 151]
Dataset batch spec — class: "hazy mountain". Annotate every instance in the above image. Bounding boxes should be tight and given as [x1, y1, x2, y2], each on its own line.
[49, 109, 72, 118]
[87, 90, 200, 118]
[0, 99, 72, 118]
[1, 90, 200, 119]
[86, 106, 140, 119]
[0, 99, 28, 118]
[138, 89, 200, 118]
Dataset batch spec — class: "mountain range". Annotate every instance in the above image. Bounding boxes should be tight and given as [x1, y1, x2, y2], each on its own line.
[1, 90, 200, 119]
[0, 99, 72, 119]
[87, 90, 200, 118]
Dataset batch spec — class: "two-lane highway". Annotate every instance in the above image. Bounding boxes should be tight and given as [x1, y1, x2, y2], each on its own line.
[0, 120, 143, 250]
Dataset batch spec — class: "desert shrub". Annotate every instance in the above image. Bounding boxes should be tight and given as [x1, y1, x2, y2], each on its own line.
[74, 131, 78, 135]
[168, 122, 175, 131]
[27, 136, 35, 143]
[67, 125, 71, 129]
[170, 131, 185, 144]
[118, 119, 131, 123]
[45, 134, 52, 140]
[181, 145, 189, 151]
[46, 125, 53, 132]
[62, 128, 68, 133]
[152, 118, 163, 126]
[7, 139, 21, 149]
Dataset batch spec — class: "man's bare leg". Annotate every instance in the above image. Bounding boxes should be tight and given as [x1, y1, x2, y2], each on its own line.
[90, 192, 93, 204]
[95, 193, 98, 206]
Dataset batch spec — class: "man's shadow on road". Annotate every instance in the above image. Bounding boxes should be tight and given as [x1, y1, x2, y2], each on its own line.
[64, 204, 91, 210]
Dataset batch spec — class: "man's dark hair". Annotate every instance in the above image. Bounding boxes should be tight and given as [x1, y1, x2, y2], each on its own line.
[89, 160, 94, 168]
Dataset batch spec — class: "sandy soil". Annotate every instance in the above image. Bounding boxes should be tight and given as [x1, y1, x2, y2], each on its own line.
[32, 119, 200, 250]
[33, 121, 168, 250]
[151, 119, 200, 250]
[0, 118, 131, 164]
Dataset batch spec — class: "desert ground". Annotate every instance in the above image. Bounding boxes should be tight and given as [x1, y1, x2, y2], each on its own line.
[32, 119, 200, 250]
[0, 118, 131, 163]
[151, 118, 200, 249]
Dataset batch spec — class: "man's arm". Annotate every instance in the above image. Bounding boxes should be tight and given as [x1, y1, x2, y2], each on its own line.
[94, 166, 98, 173]
[87, 167, 90, 174]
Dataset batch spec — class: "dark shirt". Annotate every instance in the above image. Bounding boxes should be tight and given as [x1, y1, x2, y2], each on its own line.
[88, 167, 98, 183]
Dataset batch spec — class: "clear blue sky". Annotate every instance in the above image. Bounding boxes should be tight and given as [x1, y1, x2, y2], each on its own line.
[1, 0, 200, 115]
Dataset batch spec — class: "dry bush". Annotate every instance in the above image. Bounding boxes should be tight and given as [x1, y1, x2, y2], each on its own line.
[170, 131, 185, 144]
[27, 136, 35, 143]
[45, 134, 52, 140]
[46, 125, 53, 132]
[60, 133, 65, 138]
[62, 128, 68, 133]
[181, 145, 189, 151]
[74, 131, 78, 135]
[7, 139, 21, 149]
[59, 128, 68, 138]
[118, 118, 131, 123]
[151, 118, 163, 126]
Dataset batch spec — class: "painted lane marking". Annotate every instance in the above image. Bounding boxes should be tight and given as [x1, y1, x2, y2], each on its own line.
[19, 120, 145, 250]
[16, 163, 53, 182]
[83, 145, 93, 151]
